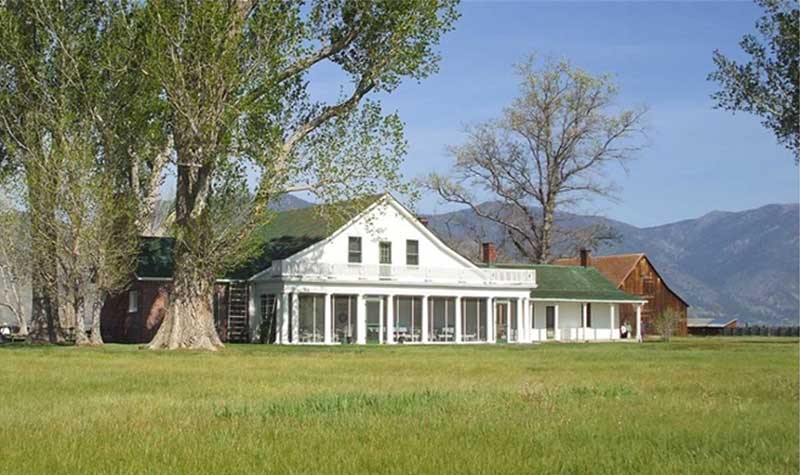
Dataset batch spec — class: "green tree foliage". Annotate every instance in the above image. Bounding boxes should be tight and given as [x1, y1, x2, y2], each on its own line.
[709, 0, 799, 162]
[0, 1, 159, 344]
[136, 0, 459, 350]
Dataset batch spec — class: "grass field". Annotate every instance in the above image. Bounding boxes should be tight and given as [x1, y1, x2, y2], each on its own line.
[1, 338, 797, 474]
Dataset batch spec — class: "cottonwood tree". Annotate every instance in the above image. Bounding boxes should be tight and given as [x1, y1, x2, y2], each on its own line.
[0, 188, 29, 336]
[138, 0, 458, 350]
[0, 1, 166, 343]
[709, 0, 799, 163]
[427, 58, 645, 263]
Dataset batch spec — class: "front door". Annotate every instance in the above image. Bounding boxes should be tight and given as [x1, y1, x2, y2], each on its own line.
[546, 306, 556, 339]
[366, 298, 384, 344]
[495, 301, 509, 342]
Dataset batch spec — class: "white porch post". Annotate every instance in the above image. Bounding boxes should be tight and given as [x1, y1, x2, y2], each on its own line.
[486, 297, 494, 343]
[386, 295, 395, 344]
[280, 292, 290, 344]
[581, 303, 588, 341]
[323, 293, 332, 344]
[506, 300, 512, 343]
[454, 297, 462, 343]
[291, 293, 299, 344]
[516, 298, 523, 344]
[554, 304, 560, 341]
[636, 304, 643, 342]
[378, 298, 385, 343]
[356, 294, 366, 345]
[610, 304, 617, 340]
[522, 298, 530, 343]
[421, 296, 429, 343]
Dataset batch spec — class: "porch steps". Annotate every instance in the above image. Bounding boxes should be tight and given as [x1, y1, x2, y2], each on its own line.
[226, 282, 249, 343]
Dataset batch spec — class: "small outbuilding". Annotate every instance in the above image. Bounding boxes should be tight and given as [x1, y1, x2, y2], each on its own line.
[687, 318, 737, 336]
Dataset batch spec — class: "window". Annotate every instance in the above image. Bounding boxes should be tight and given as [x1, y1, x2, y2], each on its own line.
[379, 241, 392, 264]
[127, 290, 139, 313]
[406, 240, 419, 266]
[348, 237, 362, 263]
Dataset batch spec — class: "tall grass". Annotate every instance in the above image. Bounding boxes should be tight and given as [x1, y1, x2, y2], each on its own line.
[0, 338, 797, 474]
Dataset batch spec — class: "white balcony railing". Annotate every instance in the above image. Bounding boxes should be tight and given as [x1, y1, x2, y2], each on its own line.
[267, 260, 535, 287]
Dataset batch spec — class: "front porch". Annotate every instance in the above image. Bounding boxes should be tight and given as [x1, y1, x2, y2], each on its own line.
[249, 287, 643, 345]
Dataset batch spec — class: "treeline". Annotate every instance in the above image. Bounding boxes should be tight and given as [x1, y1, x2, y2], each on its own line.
[0, 0, 458, 350]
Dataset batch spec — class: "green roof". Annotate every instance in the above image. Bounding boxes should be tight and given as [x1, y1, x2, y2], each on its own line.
[136, 195, 382, 280]
[479, 263, 643, 302]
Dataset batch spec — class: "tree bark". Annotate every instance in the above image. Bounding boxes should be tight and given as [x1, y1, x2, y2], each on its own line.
[147, 262, 222, 350]
[88, 290, 105, 346]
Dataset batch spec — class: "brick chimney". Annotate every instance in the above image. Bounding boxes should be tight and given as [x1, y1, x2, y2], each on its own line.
[481, 242, 497, 265]
[579, 248, 591, 267]
[417, 216, 429, 227]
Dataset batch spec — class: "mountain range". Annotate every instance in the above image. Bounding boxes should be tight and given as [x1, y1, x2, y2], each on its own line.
[423, 202, 799, 326]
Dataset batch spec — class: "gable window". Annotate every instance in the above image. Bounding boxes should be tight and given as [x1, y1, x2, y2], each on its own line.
[406, 240, 419, 266]
[348, 237, 362, 263]
[379, 241, 392, 264]
[128, 290, 139, 313]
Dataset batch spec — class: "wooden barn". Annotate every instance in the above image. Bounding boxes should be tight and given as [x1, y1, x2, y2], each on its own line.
[554, 250, 689, 337]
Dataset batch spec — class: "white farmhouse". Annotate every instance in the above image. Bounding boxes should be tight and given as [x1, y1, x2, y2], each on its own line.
[102, 194, 645, 345]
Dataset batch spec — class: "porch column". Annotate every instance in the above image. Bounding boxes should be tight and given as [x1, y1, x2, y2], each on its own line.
[581, 303, 588, 341]
[486, 297, 494, 343]
[554, 304, 560, 341]
[280, 292, 290, 344]
[506, 300, 512, 343]
[356, 294, 366, 345]
[636, 304, 643, 342]
[516, 298, 523, 344]
[421, 296, 429, 343]
[454, 297, 462, 343]
[610, 304, 617, 340]
[386, 295, 395, 344]
[291, 293, 299, 343]
[323, 293, 332, 344]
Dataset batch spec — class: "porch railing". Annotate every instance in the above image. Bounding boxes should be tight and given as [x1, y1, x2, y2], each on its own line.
[267, 260, 536, 287]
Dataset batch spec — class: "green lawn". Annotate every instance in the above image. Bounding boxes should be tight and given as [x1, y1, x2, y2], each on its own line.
[1, 338, 797, 474]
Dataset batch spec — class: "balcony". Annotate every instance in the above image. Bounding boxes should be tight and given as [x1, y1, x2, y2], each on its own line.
[266, 260, 536, 287]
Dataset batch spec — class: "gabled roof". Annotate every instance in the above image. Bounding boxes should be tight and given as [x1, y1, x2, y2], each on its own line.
[136, 194, 382, 280]
[553, 253, 689, 307]
[552, 253, 645, 286]
[476, 262, 644, 302]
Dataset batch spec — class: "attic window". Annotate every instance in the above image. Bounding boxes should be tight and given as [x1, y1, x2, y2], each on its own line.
[348, 237, 362, 263]
[406, 240, 419, 266]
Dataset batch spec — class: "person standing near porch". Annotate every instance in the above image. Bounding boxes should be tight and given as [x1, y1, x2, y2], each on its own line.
[620, 323, 628, 339]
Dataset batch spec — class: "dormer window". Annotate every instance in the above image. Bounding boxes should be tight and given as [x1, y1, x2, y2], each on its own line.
[348, 237, 362, 263]
[406, 240, 419, 266]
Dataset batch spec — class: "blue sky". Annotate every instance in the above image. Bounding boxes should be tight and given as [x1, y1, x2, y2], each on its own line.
[352, 1, 798, 227]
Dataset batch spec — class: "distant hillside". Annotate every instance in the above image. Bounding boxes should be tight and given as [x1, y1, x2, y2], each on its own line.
[425, 203, 800, 326]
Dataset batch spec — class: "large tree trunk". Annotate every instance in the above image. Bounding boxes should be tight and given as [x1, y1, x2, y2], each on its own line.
[147, 264, 223, 350]
[539, 202, 555, 264]
[87, 289, 105, 346]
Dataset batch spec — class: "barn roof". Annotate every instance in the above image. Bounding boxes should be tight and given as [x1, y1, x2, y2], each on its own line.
[136, 195, 382, 280]
[552, 253, 644, 286]
[553, 253, 689, 307]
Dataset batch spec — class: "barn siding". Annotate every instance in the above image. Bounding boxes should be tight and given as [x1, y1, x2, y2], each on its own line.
[617, 258, 688, 336]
